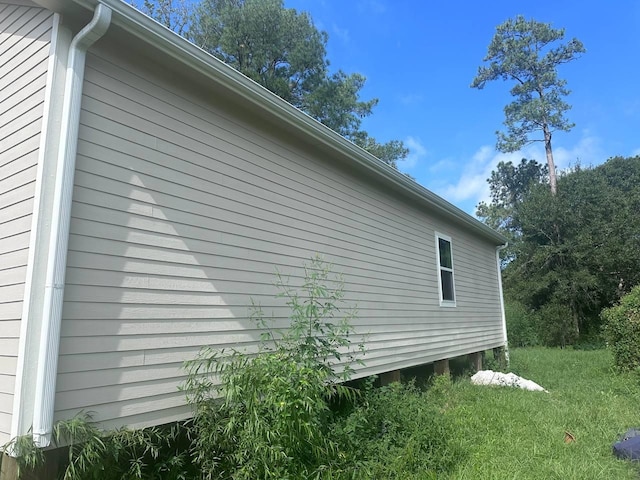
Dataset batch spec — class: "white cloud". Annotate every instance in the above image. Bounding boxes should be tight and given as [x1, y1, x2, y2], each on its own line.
[430, 133, 603, 213]
[551, 134, 603, 170]
[632, 148, 640, 157]
[435, 147, 522, 206]
[401, 136, 428, 169]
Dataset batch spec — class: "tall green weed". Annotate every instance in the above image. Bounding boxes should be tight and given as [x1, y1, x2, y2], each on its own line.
[1, 415, 196, 480]
[331, 375, 462, 479]
[183, 256, 364, 479]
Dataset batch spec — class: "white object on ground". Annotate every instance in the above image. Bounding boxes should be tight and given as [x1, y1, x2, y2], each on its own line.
[471, 370, 548, 392]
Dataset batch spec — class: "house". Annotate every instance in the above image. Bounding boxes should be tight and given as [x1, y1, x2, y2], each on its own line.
[0, 0, 507, 467]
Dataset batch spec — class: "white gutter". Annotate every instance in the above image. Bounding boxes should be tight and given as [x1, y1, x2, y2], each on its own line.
[32, 3, 112, 448]
[495, 244, 509, 365]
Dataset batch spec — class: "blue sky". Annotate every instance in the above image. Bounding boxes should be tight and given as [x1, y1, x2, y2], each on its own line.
[284, 0, 640, 214]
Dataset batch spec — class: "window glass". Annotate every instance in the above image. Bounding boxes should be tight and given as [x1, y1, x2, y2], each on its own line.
[436, 234, 456, 305]
[440, 270, 455, 301]
[438, 238, 453, 269]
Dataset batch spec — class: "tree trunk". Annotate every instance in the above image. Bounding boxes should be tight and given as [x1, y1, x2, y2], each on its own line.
[544, 126, 557, 195]
[572, 307, 580, 340]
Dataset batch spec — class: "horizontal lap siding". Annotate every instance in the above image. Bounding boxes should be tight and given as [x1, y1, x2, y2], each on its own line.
[54, 43, 503, 429]
[0, 1, 52, 444]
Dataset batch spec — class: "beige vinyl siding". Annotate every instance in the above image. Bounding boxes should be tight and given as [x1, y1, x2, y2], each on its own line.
[54, 39, 503, 430]
[0, 1, 52, 443]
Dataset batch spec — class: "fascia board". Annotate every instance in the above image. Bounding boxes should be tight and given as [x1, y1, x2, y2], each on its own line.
[34, 0, 507, 245]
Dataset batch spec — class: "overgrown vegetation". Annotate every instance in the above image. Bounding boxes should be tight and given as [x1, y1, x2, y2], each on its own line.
[1, 257, 463, 479]
[602, 285, 640, 372]
[1, 432, 45, 478]
[330, 376, 463, 479]
[1, 415, 196, 479]
[183, 255, 366, 478]
[60, 419, 196, 479]
[181, 256, 464, 478]
[480, 155, 640, 346]
[5, 348, 639, 479]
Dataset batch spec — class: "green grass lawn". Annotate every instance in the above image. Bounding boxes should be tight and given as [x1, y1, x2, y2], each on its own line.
[441, 348, 640, 479]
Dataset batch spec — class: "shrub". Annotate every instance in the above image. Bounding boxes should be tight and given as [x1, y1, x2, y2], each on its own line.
[505, 300, 540, 347]
[602, 285, 640, 371]
[536, 303, 577, 347]
[505, 298, 578, 348]
[183, 255, 364, 479]
[330, 376, 462, 479]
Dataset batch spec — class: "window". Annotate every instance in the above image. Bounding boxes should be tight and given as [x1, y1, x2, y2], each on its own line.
[435, 233, 456, 306]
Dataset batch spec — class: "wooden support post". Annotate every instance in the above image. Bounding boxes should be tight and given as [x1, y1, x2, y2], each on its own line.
[379, 369, 401, 386]
[0, 453, 18, 480]
[469, 351, 483, 372]
[434, 359, 450, 376]
[1, 449, 60, 480]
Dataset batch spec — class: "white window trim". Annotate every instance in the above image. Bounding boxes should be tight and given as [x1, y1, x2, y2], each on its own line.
[435, 232, 456, 307]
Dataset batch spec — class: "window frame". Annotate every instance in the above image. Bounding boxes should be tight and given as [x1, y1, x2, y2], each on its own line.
[435, 232, 456, 307]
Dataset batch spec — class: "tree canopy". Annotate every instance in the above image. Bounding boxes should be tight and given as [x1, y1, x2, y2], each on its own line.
[138, 0, 408, 168]
[481, 156, 640, 346]
[476, 158, 547, 232]
[476, 158, 547, 263]
[472, 16, 585, 194]
[141, 0, 192, 35]
[191, 0, 328, 107]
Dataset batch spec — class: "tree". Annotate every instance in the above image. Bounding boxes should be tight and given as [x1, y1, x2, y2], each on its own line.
[191, 0, 328, 106]
[349, 132, 409, 169]
[138, 0, 192, 35]
[476, 158, 547, 263]
[502, 156, 640, 345]
[186, 0, 408, 167]
[472, 16, 585, 195]
[302, 71, 378, 140]
[476, 158, 547, 232]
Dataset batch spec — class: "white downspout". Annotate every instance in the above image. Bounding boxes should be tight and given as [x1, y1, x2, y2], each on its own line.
[495, 244, 509, 365]
[32, 3, 112, 448]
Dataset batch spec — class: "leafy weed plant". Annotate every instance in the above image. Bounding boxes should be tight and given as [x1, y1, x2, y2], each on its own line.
[0, 432, 44, 478]
[1, 414, 196, 480]
[331, 375, 463, 479]
[56, 417, 195, 480]
[183, 256, 365, 479]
